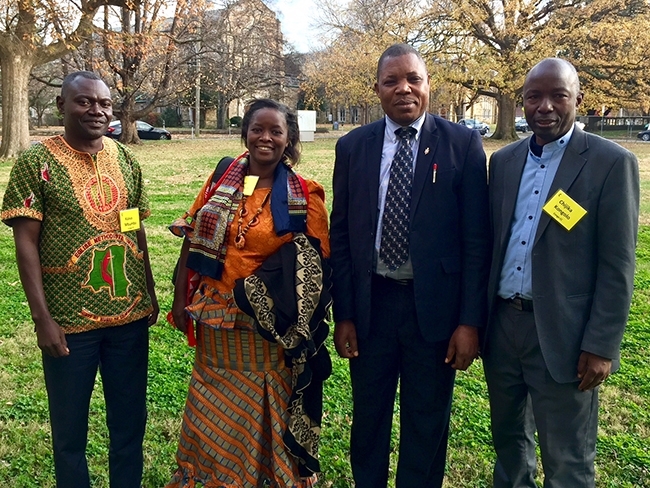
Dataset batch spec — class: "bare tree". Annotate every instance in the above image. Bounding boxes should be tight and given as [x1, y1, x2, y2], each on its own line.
[29, 62, 63, 128]
[419, 0, 650, 139]
[94, 0, 204, 143]
[303, 0, 427, 124]
[304, 0, 650, 138]
[0, 0, 127, 158]
[550, 0, 650, 114]
[197, 0, 286, 129]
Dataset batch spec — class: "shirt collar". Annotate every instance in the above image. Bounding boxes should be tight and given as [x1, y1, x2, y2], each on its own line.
[529, 123, 575, 157]
[385, 113, 426, 143]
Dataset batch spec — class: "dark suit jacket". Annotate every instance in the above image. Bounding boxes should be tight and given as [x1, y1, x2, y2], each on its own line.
[486, 128, 639, 383]
[329, 113, 491, 343]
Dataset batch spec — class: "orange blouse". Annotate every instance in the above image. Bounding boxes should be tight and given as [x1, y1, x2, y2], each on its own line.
[183, 177, 330, 330]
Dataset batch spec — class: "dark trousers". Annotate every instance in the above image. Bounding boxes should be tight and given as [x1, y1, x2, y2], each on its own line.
[42, 318, 149, 488]
[483, 301, 598, 488]
[349, 275, 456, 488]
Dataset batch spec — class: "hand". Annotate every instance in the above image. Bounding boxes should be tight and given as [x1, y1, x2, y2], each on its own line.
[577, 351, 612, 391]
[171, 297, 189, 334]
[445, 324, 479, 371]
[148, 295, 160, 327]
[35, 318, 69, 358]
[334, 319, 359, 358]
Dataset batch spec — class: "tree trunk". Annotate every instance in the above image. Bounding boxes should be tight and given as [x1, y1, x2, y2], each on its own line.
[118, 85, 141, 144]
[217, 94, 230, 130]
[120, 117, 140, 144]
[0, 53, 34, 158]
[491, 92, 519, 140]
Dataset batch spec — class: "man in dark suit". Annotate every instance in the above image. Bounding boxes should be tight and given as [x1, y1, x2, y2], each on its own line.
[329, 43, 491, 487]
[484, 58, 639, 487]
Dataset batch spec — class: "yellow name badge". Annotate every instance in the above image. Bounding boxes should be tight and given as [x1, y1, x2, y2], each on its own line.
[119, 208, 141, 232]
[243, 175, 259, 196]
[542, 189, 587, 231]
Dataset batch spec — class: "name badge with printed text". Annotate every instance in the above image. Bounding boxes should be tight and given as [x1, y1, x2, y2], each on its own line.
[542, 189, 587, 231]
[119, 208, 141, 232]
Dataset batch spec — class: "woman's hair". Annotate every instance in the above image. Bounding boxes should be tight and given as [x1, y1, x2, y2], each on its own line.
[241, 98, 301, 164]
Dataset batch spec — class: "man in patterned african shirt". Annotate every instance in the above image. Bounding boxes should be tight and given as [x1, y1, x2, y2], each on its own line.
[1, 71, 158, 488]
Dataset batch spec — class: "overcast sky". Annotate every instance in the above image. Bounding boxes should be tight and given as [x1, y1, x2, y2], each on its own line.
[272, 0, 330, 53]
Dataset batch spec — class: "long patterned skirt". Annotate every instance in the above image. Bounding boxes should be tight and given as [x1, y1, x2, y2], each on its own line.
[166, 323, 317, 488]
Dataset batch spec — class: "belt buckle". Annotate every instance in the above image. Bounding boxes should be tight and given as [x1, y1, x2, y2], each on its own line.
[510, 297, 524, 311]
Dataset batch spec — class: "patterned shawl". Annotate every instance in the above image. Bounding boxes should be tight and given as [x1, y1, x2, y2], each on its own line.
[167, 151, 308, 345]
[232, 233, 332, 476]
[184, 152, 308, 281]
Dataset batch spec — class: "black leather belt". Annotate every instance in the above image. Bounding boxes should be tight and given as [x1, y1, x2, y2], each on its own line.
[374, 274, 412, 286]
[389, 278, 411, 286]
[500, 296, 534, 312]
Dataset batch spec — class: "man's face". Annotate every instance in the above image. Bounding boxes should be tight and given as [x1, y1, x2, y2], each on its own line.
[523, 61, 583, 146]
[56, 77, 113, 142]
[374, 53, 430, 126]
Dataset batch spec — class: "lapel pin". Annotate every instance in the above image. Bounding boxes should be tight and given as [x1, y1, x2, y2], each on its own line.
[424, 147, 430, 155]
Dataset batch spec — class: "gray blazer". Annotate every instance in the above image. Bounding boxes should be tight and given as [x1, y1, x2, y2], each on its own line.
[485, 128, 639, 383]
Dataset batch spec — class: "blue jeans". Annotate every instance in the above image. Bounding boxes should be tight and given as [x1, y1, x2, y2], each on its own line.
[42, 318, 149, 488]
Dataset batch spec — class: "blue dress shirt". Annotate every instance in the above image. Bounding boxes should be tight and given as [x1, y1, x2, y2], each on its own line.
[498, 125, 576, 299]
[374, 114, 425, 279]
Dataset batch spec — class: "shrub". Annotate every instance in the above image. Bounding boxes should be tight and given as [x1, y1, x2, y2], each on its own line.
[161, 107, 183, 127]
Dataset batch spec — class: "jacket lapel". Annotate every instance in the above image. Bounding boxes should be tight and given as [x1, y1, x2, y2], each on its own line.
[410, 114, 438, 217]
[367, 120, 385, 230]
[498, 139, 528, 250]
[533, 128, 589, 245]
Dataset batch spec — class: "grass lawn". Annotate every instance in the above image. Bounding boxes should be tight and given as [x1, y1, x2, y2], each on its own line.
[0, 134, 649, 487]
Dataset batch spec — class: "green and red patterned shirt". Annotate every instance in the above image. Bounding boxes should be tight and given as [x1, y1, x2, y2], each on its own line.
[1, 136, 153, 333]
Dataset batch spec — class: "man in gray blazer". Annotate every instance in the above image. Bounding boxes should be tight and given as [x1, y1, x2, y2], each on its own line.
[483, 58, 639, 487]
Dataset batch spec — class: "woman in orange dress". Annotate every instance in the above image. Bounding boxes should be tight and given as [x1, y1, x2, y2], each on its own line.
[166, 99, 330, 488]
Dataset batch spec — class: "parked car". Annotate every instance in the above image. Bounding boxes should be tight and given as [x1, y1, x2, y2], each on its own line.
[637, 130, 650, 142]
[515, 117, 530, 132]
[106, 120, 172, 140]
[458, 118, 490, 135]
